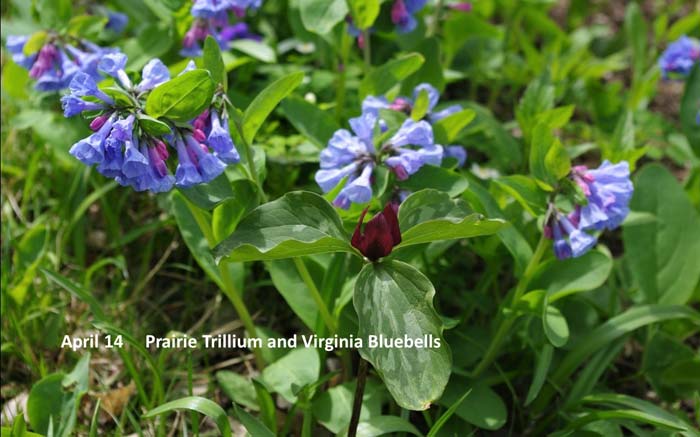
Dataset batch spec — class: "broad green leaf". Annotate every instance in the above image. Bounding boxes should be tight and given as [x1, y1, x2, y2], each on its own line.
[299, 0, 348, 34]
[529, 123, 567, 186]
[432, 109, 476, 145]
[2, 60, 30, 100]
[360, 53, 425, 98]
[214, 191, 352, 262]
[260, 348, 320, 403]
[348, 0, 380, 30]
[216, 371, 259, 411]
[525, 344, 553, 405]
[528, 251, 613, 302]
[402, 37, 445, 95]
[242, 72, 304, 144]
[66, 15, 107, 39]
[145, 69, 215, 121]
[355, 416, 422, 437]
[230, 39, 277, 63]
[233, 404, 275, 437]
[144, 397, 231, 437]
[516, 76, 555, 142]
[623, 164, 700, 304]
[136, 113, 171, 136]
[211, 180, 258, 243]
[281, 96, 339, 148]
[266, 258, 323, 330]
[544, 138, 571, 181]
[312, 380, 384, 434]
[542, 298, 569, 347]
[642, 331, 698, 401]
[681, 64, 700, 154]
[460, 102, 522, 169]
[203, 35, 226, 89]
[396, 190, 505, 249]
[439, 378, 507, 430]
[396, 165, 469, 197]
[354, 260, 451, 410]
[177, 173, 236, 211]
[171, 192, 225, 289]
[493, 175, 548, 216]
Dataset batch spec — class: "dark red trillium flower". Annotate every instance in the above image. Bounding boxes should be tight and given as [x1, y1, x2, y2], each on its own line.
[351, 203, 402, 261]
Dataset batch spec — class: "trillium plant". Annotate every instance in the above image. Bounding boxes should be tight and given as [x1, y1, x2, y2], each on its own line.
[3, 0, 700, 436]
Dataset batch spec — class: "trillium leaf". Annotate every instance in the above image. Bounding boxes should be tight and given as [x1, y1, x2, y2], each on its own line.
[623, 164, 700, 305]
[242, 72, 304, 144]
[213, 191, 353, 262]
[145, 69, 215, 121]
[354, 260, 452, 411]
[395, 190, 506, 249]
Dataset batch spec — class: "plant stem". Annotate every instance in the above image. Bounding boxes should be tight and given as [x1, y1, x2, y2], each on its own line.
[471, 234, 548, 376]
[293, 257, 337, 334]
[219, 260, 266, 369]
[362, 29, 372, 72]
[336, 27, 351, 123]
[233, 120, 267, 204]
[348, 358, 369, 437]
[429, 0, 443, 37]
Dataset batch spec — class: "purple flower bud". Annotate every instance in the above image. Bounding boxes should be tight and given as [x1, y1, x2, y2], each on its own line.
[351, 202, 402, 261]
[90, 113, 111, 131]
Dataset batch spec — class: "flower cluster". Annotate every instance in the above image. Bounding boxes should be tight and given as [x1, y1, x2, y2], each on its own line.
[363, 83, 467, 165]
[391, 0, 428, 33]
[182, 0, 262, 57]
[658, 36, 700, 79]
[63, 53, 240, 193]
[546, 161, 633, 259]
[6, 34, 118, 91]
[315, 83, 467, 209]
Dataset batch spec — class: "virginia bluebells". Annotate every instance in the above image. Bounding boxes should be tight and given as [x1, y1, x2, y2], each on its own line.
[182, 0, 262, 57]
[62, 54, 240, 193]
[6, 33, 118, 91]
[545, 160, 633, 260]
[391, 0, 428, 33]
[658, 36, 700, 79]
[315, 112, 443, 209]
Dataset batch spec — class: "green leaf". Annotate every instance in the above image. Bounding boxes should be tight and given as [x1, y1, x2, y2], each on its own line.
[432, 109, 476, 145]
[528, 250, 613, 302]
[396, 165, 469, 197]
[242, 72, 304, 144]
[624, 2, 647, 79]
[136, 113, 172, 136]
[216, 371, 259, 411]
[313, 381, 384, 434]
[143, 397, 231, 437]
[266, 258, 322, 330]
[354, 260, 452, 411]
[213, 191, 352, 262]
[549, 305, 700, 395]
[145, 69, 215, 121]
[529, 123, 568, 186]
[396, 190, 505, 249]
[623, 164, 700, 304]
[233, 404, 275, 437]
[281, 96, 339, 148]
[439, 378, 507, 430]
[354, 416, 422, 437]
[411, 89, 431, 121]
[230, 39, 277, 63]
[516, 76, 555, 142]
[260, 348, 320, 403]
[542, 298, 569, 347]
[177, 173, 236, 211]
[2, 60, 30, 100]
[493, 175, 548, 216]
[402, 37, 445, 95]
[66, 15, 108, 39]
[544, 138, 571, 181]
[360, 53, 425, 98]
[299, 0, 348, 34]
[203, 35, 226, 89]
[41, 269, 106, 320]
[22, 31, 47, 55]
[427, 388, 472, 437]
[211, 180, 258, 243]
[348, 0, 381, 30]
[681, 64, 700, 154]
[525, 344, 553, 405]
[579, 393, 697, 435]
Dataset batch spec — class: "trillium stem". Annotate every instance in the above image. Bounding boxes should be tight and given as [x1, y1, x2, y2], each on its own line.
[348, 358, 369, 437]
[471, 233, 549, 377]
[293, 257, 337, 334]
